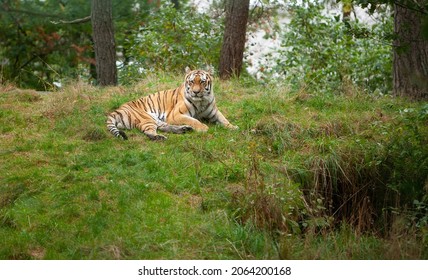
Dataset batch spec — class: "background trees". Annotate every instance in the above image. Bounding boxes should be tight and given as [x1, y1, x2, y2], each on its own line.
[0, 0, 157, 89]
[0, 0, 427, 100]
[0, 0, 92, 89]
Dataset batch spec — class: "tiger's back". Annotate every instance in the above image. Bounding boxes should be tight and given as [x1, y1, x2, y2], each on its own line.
[106, 69, 237, 141]
[107, 85, 187, 140]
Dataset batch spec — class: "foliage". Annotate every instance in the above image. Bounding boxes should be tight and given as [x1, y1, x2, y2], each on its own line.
[1, 73, 427, 259]
[376, 104, 428, 202]
[1, 0, 406, 93]
[353, 0, 428, 38]
[0, 0, 157, 90]
[264, 0, 393, 95]
[229, 142, 306, 236]
[0, 0, 93, 89]
[119, 3, 224, 84]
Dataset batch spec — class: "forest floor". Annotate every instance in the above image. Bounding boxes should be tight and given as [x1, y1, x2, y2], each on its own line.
[1, 73, 427, 259]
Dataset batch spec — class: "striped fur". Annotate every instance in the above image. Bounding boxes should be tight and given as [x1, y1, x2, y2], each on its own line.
[106, 69, 237, 140]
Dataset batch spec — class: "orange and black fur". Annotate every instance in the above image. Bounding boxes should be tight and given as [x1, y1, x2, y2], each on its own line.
[107, 68, 237, 140]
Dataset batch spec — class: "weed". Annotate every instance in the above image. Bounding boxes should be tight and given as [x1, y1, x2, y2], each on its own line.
[229, 142, 305, 239]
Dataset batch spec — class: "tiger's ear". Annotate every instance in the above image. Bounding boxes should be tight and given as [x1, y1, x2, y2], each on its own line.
[185, 66, 192, 73]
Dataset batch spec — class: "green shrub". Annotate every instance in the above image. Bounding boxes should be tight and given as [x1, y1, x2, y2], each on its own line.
[266, 0, 393, 95]
[377, 104, 428, 204]
[119, 3, 223, 84]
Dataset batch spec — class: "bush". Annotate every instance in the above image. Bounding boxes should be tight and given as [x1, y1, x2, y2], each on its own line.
[377, 104, 428, 204]
[119, 4, 224, 84]
[229, 143, 306, 235]
[264, 0, 393, 95]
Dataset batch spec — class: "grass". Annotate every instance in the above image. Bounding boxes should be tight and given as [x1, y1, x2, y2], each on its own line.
[0, 75, 427, 259]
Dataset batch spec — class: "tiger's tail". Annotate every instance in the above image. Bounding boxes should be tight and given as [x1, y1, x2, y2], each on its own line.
[106, 112, 128, 140]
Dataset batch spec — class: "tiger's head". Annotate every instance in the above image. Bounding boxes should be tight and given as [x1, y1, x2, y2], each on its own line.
[184, 68, 213, 101]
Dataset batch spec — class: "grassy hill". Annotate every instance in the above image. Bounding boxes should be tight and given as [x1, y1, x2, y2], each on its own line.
[1, 73, 427, 259]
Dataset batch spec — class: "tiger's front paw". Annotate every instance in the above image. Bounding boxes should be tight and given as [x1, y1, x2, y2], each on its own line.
[194, 123, 209, 132]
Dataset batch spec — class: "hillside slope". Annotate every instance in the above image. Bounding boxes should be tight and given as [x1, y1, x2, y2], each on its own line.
[1, 75, 427, 259]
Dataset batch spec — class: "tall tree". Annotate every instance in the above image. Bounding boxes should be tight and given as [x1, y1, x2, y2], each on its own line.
[354, 0, 428, 99]
[219, 0, 250, 79]
[393, 1, 428, 99]
[91, 0, 117, 86]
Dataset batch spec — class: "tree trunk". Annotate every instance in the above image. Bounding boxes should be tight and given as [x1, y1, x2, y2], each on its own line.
[219, 0, 250, 79]
[91, 0, 117, 86]
[393, 3, 428, 100]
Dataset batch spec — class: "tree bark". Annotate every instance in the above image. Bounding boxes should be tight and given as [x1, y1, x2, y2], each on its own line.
[393, 3, 428, 100]
[91, 0, 117, 86]
[219, 0, 250, 79]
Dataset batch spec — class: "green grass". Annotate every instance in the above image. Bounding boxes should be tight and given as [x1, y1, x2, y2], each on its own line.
[0, 76, 427, 259]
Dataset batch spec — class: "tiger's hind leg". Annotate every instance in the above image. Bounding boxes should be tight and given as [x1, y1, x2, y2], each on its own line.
[107, 113, 129, 140]
[158, 124, 193, 134]
[136, 123, 167, 141]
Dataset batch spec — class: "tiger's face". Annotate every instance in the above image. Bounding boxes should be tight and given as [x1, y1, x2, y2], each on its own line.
[184, 70, 212, 101]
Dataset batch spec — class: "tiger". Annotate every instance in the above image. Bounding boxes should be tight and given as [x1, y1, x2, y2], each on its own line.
[106, 68, 238, 141]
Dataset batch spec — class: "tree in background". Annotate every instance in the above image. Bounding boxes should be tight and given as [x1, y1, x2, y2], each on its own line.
[219, 0, 250, 79]
[91, 0, 117, 86]
[393, 1, 428, 99]
[0, 0, 156, 89]
[355, 0, 428, 99]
